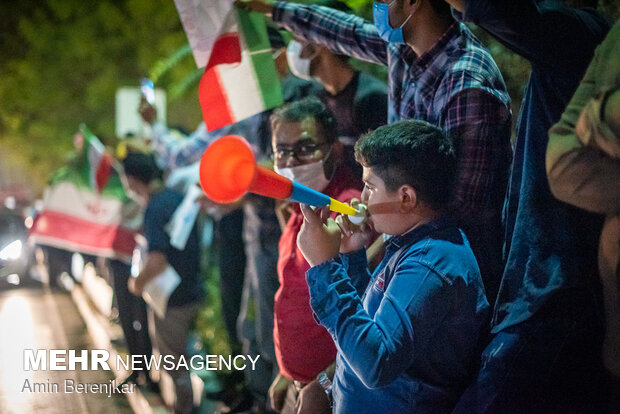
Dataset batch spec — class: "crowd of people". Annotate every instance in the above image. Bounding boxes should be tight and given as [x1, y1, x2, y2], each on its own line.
[78, 1, 619, 413]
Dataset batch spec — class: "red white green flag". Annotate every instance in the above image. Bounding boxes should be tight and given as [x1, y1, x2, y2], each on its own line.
[29, 125, 141, 262]
[174, 0, 283, 131]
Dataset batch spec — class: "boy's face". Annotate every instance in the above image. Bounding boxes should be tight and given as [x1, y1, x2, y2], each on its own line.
[361, 167, 407, 235]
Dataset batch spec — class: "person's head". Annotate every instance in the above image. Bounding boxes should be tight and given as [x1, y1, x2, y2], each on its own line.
[121, 151, 162, 203]
[271, 97, 341, 191]
[286, 0, 352, 81]
[354, 119, 456, 235]
[373, 0, 453, 46]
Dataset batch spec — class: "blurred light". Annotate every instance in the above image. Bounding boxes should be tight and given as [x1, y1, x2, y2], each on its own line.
[34, 199, 44, 211]
[6, 274, 20, 285]
[0, 240, 22, 261]
[131, 248, 142, 278]
[71, 253, 85, 282]
[4, 196, 16, 210]
[59, 272, 75, 291]
[24, 216, 33, 229]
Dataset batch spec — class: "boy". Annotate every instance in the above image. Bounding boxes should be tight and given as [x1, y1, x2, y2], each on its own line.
[297, 120, 489, 413]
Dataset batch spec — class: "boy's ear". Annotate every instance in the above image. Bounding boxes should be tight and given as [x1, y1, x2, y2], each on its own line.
[399, 185, 417, 213]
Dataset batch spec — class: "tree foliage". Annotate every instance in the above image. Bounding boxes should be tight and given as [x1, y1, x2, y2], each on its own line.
[0, 0, 202, 195]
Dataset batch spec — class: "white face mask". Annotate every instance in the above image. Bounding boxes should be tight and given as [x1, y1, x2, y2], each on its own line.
[286, 40, 315, 81]
[275, 158, 331, 192]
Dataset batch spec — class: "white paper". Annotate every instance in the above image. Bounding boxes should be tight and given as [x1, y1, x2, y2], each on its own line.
[167, 185, 202, 250]
[142, 265, 181, 319]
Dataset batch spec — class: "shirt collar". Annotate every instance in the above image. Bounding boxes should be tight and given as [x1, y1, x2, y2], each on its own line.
[386, 216, 454, 250]
[411, 22, 460, 74]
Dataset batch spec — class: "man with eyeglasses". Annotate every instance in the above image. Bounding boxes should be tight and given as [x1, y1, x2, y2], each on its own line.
[268, 97, 362, 414]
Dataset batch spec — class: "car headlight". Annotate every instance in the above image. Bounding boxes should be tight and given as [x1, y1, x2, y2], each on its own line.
[0, 240, 23, 261]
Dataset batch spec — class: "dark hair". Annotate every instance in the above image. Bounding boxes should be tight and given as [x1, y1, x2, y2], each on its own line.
[270, 96, 337, 144]
[355, 120, 456, 209]
[424, 0, 453, 19]
[122, 152, 162, 185]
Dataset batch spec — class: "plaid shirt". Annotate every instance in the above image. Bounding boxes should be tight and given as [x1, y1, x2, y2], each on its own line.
[273, 1, 512, 297]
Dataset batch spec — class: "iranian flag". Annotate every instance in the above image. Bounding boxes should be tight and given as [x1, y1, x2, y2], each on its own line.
[174, 0, 282, 131]
[29, 125, 141, 263]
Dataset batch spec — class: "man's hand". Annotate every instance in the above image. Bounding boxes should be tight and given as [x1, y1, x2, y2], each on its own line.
[234, 0, 274, 16]
[269, 373, 291, 412]
[129, 251, 168, 297]
[128, 276, 145, 297]
[295, 380, 330, 414]
[336, 199, 374, 254]
[298, 204, 342, 267]
[138, 96, 157, 125]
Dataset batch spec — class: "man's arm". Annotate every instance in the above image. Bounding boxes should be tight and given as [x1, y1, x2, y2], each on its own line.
[448, 0, 608, 70]
[547, 34, 620, 216]
[130, 198, 174, 296]
[139, 99, 211, 169]
[268, 1, 389, 66]
[151, 120, 253, 170]
[306, 258, 451, 388]
[443, 88, 512, 221]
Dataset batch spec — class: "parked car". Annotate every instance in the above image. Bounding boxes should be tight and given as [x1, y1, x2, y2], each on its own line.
[0, 209, 34, 287]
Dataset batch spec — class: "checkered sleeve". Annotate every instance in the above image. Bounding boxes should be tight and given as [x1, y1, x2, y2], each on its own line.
[151, 117, 257, 170]
[443, 88, 512, 220]
[273, 1, 388, 66]
[151, 123, 213, 170]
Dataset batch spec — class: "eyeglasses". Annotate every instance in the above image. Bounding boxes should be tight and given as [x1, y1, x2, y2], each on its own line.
[273, 141, 328, 162]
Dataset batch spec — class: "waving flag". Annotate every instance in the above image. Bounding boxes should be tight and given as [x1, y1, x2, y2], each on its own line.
[29, 125, 141, 262]
[174, 0, 282, 131]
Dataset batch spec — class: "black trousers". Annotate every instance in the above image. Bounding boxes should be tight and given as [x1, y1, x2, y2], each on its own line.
[110, 259, 153, 370]
[217, 209, 247, 352]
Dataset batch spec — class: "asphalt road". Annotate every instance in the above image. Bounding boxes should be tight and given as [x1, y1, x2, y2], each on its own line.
[0, 286, 133, 414]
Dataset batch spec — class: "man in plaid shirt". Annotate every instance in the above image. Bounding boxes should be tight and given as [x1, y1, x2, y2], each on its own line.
[241, 0, 512, 304]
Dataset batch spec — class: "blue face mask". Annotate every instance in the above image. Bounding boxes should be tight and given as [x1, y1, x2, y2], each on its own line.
[373, 1, 413, 44]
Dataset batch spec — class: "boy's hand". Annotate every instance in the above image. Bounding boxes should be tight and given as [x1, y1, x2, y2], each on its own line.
[336, 199, 373, 254]
[298, 204, 342, 267]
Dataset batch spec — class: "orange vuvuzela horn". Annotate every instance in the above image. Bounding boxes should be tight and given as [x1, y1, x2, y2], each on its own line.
[198, 135, 357, 216]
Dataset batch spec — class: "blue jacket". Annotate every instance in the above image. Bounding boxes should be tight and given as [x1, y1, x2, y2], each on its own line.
[453, 0, 610, 333]
[306, 219, 490, 413]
